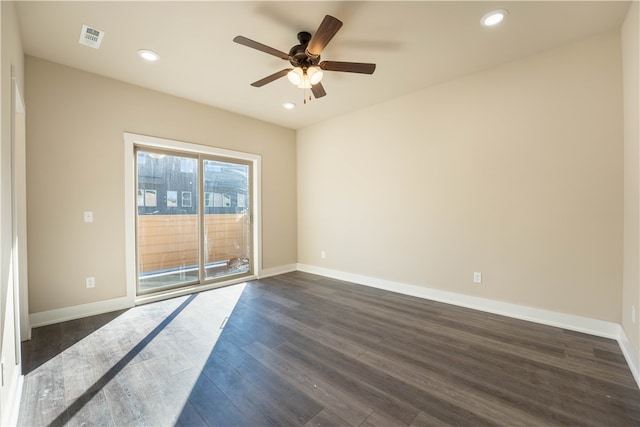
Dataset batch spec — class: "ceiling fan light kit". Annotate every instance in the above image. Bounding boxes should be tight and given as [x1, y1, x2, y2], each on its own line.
[233, 14, 376, 102]
[287, 66, 323, 88]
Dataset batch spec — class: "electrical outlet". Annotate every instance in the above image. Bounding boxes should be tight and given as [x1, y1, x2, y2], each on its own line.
[473, 272, 482, 284]
[321, 250, 326, 259]
[86, 277, 95, 288]
[84, 211, 93, 222]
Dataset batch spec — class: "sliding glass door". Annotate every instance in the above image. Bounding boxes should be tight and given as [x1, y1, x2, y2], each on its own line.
[135, 148, 252, 295]
[203, 159, 251, 280]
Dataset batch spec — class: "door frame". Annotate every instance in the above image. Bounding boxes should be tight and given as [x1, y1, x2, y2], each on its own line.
[12, 79, 29, 343]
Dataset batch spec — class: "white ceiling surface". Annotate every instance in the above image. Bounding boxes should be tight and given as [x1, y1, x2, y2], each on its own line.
[16, 1, 629, 130]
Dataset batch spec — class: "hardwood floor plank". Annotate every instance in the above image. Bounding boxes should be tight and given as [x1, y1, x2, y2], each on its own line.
[202, 353, 300, 426]
[244, 341, 373, 426]
[410, 410, 455, 427]
[283, 335, 501, 427]
[304, 408, 351, 427]
[23, 358, 68, 426]
[101, 364, 161, 427]
[357, 347, 548, 426]
[185, 374, 253, 426]
[211, 337, 324, 425]
[175, 400, 208, 427]
[362, 328, 631, 425]
[360, 410, 420, 427]
[64, 389, 113, 427]
[239, 297, 369, 359]
[277, 340, 421, 425]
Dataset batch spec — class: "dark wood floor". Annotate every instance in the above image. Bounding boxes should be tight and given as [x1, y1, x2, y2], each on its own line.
[19, 272, 640, 426]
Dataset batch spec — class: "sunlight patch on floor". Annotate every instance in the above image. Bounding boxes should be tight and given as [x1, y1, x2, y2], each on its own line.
[20, 282, 247, 426]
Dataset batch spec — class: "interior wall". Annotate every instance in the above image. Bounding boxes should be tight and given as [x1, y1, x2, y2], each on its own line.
[297, 31, 623, 323]
[622, 1, 640, 359]
[0, 1, 24, 424]
[25, 56, 297, 314]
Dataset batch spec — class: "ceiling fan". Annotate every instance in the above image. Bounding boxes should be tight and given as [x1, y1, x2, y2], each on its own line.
[233, 15, 376, 100]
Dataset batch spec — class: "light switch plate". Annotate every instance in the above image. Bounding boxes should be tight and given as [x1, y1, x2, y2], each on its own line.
[84, 211, 93, 222]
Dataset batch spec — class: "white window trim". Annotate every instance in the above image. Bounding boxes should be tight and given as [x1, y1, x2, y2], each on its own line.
[123, 132, 262, 305]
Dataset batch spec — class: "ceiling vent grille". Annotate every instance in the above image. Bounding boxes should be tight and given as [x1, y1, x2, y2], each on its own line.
[79, 25, 105, 49]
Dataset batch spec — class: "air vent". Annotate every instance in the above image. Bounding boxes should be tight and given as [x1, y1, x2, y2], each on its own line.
[79, 25, 105, 49]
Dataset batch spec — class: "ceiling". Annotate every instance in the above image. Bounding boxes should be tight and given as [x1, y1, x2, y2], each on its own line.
[16, 1, 630, 130]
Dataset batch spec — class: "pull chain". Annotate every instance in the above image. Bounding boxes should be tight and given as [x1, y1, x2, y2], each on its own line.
[303, 87, 312, 105]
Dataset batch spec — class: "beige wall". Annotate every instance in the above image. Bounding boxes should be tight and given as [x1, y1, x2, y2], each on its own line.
[1, 1, 24, 422]
[25, 56, 296, 314]
[622, 2, 640, 358]
[298, 31, 623, 323]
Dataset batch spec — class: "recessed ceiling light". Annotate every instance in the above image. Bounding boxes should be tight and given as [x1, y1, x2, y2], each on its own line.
[137, 49, 160, 62]
[283, 102, 296, 110]
[481, 9, 508, 27]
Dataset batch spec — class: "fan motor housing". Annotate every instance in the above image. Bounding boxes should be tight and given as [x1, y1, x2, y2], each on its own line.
[289, 31, 319, 67]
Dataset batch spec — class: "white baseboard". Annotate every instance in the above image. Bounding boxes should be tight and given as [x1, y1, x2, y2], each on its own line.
[259, 263, 297, 279]
[29, 295, 134, 329]
[27, 264, 295, 328]
[27, 263, 296, 328]
[297, 264, 620, 337]
[297, 263, 640, 389]
[618, 328, 640, 388]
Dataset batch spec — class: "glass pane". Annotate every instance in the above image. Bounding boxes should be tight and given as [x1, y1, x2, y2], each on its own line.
[203, 159, 250, 280]
[136, 150, 199, 292]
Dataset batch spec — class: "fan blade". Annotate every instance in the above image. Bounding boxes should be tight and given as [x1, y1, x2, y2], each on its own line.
[319, 61, 376, 74]
[233, 36, 292, 61]
[251, 69, 292, 87]
[306, 15, 343, 57]
[311, 82, 327, 98]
